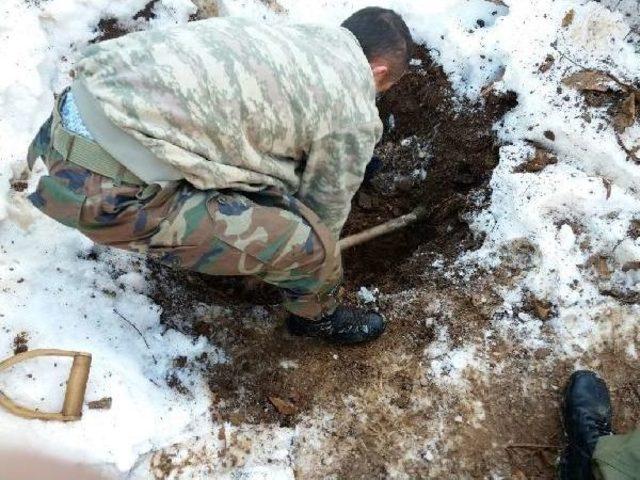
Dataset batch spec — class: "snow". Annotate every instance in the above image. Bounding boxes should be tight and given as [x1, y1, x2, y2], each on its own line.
[0, 217, 217, 471]
[0, 0, 215, 475]
[458, 1, 640, 355]
[426, 325, 481, 389]
[0, 0, 638, 477]
[357, 286, 379, 304]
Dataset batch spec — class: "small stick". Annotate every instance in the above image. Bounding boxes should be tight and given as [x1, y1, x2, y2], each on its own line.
[339, 206, 428, 251]
[113, 309, 158, 365]
[505, 443, 561, 450]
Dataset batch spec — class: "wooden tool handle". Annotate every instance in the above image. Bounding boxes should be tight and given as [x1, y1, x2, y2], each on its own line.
[62, 354, 92, 418]
[339, 206, 427, 251]
[0, 349, 92, 421]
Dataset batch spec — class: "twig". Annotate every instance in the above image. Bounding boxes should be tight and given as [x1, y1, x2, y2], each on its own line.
[552, 44, 636, 91]
[615, 132, 640, 164]
[551, 45, 589, 71]
[623, 26, 639, 41]
[630, 382, 640, 403]
[506, 443, 561, 450]
[113, 308, 158, 364]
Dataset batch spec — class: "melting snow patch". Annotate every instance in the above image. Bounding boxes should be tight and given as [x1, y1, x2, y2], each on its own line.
[357, 286, 379, 304]
[424, 326, 483, 389]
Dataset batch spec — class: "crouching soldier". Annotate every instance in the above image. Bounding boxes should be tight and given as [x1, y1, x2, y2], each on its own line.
[27, 8, 413, 344]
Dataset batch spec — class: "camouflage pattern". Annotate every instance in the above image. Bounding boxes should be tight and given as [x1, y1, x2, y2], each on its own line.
[28, 119, 341, 320]
[75, 17, 383, 237]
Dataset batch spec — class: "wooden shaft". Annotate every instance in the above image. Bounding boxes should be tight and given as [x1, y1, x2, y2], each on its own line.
[62, 354, 92, 418]
[339, 206, 427, 251]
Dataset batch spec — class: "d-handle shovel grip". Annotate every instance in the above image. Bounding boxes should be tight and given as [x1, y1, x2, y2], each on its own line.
[0, 349, 92, 421]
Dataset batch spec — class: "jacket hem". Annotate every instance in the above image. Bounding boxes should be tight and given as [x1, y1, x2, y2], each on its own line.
[71, 78, 184, 184]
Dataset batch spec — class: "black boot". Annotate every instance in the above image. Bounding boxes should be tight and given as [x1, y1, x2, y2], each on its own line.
[286, 306, 386, 344]
[558, 370, 613, 480]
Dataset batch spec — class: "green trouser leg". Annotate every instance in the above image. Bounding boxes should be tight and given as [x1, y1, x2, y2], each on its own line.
[593, 431, 640, 480]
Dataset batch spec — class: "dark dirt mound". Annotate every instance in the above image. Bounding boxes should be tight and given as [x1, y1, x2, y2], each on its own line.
[342, 45, 517, 295]
[90, 1, 159, 44]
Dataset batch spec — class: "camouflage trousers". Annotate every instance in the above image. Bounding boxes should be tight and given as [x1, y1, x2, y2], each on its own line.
[27, 115, 342, 320]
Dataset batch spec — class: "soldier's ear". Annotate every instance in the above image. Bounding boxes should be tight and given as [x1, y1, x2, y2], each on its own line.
[371, 63, 389, 81]
[370, 60, 393, 93]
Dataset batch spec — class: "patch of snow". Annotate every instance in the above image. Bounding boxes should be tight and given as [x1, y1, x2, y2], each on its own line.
[129, 425, 296, 480]
[0, 219, 216, 471]
[411, 167, 428, 180]
[457, 1, 640, 355]
[279, 359, 299, 370]
[357, 286, 379, 304]
[424, 325, 484, 389]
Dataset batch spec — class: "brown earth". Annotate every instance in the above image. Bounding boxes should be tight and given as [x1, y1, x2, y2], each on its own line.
[12, 331, 29, 355]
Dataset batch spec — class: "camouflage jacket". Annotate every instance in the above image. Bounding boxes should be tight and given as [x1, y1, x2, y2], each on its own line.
[72, 17, 382, 237]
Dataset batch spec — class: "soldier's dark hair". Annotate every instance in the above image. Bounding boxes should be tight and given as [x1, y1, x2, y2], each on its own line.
[342, 7, 413, 82]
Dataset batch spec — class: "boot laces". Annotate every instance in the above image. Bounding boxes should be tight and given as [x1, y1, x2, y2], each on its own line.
[595, 417, 612, 436]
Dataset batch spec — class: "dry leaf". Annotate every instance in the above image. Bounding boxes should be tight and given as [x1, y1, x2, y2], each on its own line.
[190, 0, 219, 19]
[622, 261, 640, 272]
[613, 93, 636, 133]
[87, 397, 112, 410]
[539, 55, 555, 73]
[515, 148, 558, 173]
[531, 297, 553, 320]
[596, 256, 610, 277]
[512, 469, 527, 480]
[268, 396, 297, 415]
[586, 255, 611, 278]
[562, 70, 618, 93]
[259, 0, 287, 14]
[629, 219, 640, 239]
[562, 9, 575, 28]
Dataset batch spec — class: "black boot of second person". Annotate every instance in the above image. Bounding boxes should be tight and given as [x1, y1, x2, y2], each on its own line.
[558, 370, 613, 480]
[287, 306, 386, 344]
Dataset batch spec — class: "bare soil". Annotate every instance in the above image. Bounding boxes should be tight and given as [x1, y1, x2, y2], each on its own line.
[12, 331, 29, 355]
